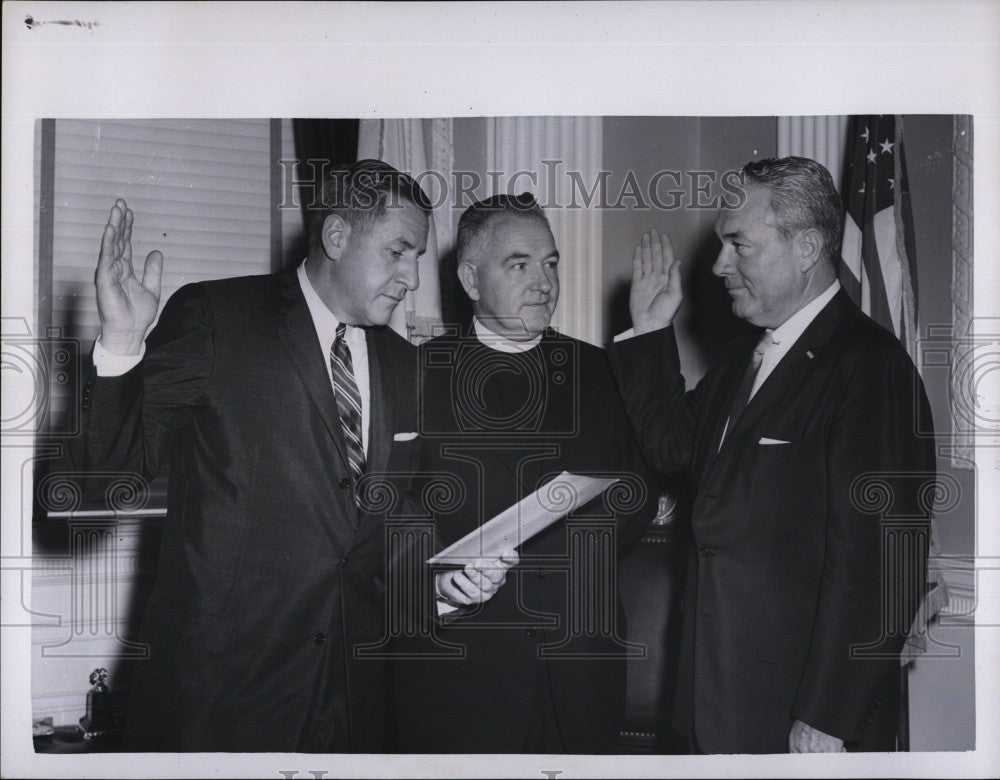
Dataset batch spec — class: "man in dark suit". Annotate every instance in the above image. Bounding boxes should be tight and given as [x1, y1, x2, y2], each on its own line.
[610, 157, 935, 753]
[389, 194, 656, 753]
[73, 160, 431, 751]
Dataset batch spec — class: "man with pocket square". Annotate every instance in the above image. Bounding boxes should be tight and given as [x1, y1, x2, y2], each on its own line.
[610, 157, 935, 753]
[70, 160, 431, 751]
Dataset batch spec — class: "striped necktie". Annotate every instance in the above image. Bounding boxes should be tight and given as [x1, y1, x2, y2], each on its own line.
[330, 323, 366, 485]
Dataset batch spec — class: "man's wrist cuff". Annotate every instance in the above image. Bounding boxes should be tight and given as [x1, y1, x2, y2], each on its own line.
[93, 336, 145, 377]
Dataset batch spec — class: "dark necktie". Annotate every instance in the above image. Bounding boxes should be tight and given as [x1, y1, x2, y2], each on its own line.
[330, 323, 366, 485]
[721, 329, 774, 446]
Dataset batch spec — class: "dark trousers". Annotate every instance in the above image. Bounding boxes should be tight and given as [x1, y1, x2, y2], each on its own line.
[682, 667, 900, 754]
[521, 659, 566, 753]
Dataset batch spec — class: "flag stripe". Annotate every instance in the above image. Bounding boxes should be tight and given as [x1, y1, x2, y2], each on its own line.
[838, 114, 915, 355]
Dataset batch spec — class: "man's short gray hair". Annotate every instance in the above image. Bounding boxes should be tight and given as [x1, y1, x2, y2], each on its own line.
[741, 156, 844, 264]
[456, 193, 551, 266]
[309, 159, 432, 255]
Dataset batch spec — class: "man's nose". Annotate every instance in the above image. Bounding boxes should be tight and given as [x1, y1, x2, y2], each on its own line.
[711, 246, 732, 278]
[531, 268, 553, 293]
[397, 256, 420, 291]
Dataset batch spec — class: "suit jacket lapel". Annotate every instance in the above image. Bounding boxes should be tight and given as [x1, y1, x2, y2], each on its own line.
[352, 326, 399, 544]
[273, 269, 353, 478]
[700, 340, 755, 476]
[719, 290, 852, 451]
[365, 327, 394, 479]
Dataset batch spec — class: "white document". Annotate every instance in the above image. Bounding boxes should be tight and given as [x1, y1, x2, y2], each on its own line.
[427, 471, 619, 565]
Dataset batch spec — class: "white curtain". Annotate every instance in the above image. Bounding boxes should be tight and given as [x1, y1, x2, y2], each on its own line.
[777, 116, 849, 190]
[358, 118, 452, 343]
[485, 117, 604, 347]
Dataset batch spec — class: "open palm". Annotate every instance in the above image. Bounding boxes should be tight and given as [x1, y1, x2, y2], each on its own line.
[95, 199, 163, 354]
[629, 230, 683, 334]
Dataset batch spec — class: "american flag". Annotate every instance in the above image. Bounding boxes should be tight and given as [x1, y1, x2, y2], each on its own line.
[840, 115, 949, 667]
[839, 115, 919, 362]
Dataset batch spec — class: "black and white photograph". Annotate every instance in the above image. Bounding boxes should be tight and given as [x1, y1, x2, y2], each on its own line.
[2, 3, 997, 778]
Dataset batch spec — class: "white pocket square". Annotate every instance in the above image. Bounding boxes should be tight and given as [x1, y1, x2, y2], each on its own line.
[393, 432, 418, 442]
[758, 437, 791, 445]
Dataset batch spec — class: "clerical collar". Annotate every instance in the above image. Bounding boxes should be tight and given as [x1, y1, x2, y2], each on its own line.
[473, 317, 543, 353]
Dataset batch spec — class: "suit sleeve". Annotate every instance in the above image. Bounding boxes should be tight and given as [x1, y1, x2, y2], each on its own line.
[388, 359, 469, 625]
[599, 347, 663, 551]
[608, 325, 702, 475]
[393, 475, 479, 625]
[71, 283, 215, 480]
[791, 342, 935, 741]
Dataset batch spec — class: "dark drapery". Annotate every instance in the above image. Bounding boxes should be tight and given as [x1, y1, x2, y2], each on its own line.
[292, 118, 361, 257]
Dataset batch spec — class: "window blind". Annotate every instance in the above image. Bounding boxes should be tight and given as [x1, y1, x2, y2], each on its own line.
[49, 118, 273, 344]
[41, 119, 275, 505]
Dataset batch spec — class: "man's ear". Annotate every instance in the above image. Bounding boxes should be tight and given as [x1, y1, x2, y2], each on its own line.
[321, 214, 350, 260]
[796, 227, 824, 272]
[458, 261, 480, 302]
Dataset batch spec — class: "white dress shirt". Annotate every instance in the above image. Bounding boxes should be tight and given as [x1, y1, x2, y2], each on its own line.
[296, 262, 371, 456]
[93, 261, 372, 456]
[748, 280, 840, 400]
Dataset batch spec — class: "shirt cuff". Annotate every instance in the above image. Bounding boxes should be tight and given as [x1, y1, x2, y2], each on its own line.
[614, 324, 674, 343]
[436, 599, 461, 616]
[93, 337, 145, 377]
[433, 574, 461, 616]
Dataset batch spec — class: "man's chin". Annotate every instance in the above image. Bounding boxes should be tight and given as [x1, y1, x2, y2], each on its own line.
[522, 310, 553, 333]
[730, 301, 756, 323]
[368, 301, 402, 327]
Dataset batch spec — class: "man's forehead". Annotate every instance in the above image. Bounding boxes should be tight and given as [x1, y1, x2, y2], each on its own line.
[373, 200, 429, 239]
[487, 213, 556, 249]
[716, 185, 776, 235]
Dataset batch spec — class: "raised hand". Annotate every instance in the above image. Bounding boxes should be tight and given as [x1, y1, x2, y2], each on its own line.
[95, 199, 163, 355]
[435, 549, 520, 606]
[629, 230, 683, 335]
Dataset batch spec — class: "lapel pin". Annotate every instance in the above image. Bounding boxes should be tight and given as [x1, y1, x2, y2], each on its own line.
[806, 350, 815, 359]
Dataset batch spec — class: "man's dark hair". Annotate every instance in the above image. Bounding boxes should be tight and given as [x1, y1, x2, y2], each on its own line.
[741, 156, 844, 264]
[456, 193, 551, 266]
[309, 158, 432, 254]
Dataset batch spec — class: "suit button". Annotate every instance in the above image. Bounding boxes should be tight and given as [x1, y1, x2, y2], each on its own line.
[699, 546, 714, 558]
[525, 628, 537, 638]
[313, 633, 327, 646]
[338, 477, 351, 490]
[537, 570, 547, 578]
